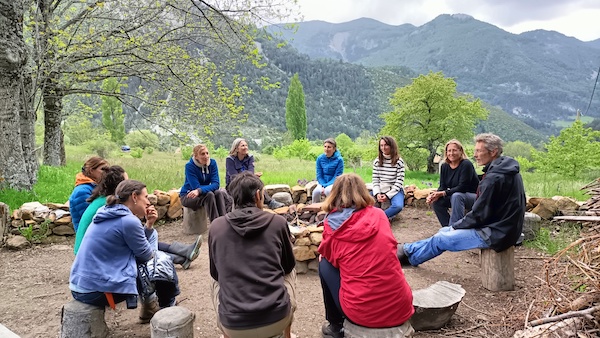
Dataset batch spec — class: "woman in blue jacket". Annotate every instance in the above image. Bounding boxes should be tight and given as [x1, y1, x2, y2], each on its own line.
[180, 144, 227, 222]
[312, 138, 344, 203]
[68, 156, 109, 231]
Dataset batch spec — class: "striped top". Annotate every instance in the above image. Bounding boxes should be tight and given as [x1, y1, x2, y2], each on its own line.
[372, 157, 405, 198]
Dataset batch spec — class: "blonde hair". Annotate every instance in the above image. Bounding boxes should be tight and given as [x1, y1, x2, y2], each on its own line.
[322, 173, 374, 212]
[443, 139, 468, 164]
[229, 138, 247, 156]
[192, 144, 208, 157]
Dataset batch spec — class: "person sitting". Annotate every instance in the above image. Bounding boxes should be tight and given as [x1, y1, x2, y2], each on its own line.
[68, 156, 108, 231]
[318, 173, 414, 338]
[75, 166, 202, 270]
[70, 180, 180, 323]
[397, 133, 526, 267]
[180, 144, 227, 222]
[225, 138, 284, 209]
[209, 172, 296, 338]
[427, 139, 479, 227]
[372, 136, 406, 220]
[312, 138, 344, 204]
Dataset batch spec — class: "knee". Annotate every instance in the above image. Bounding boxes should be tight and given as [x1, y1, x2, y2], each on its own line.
[450, 193, 465, 204]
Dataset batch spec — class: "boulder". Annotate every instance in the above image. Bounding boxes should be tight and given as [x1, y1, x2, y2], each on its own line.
[44, 202, 70, 211]
[289, 226, 310, 238]
[272, 192, 293, 206]
[6, 236, 31, 250]
[294, 237, 311, 246]
[156, 205, 168, 221]
[148, 194, 158, 205]
[264, 184, 292, 196]
[295, 261, 309, 274]
[291, 186, 307, 204]
[304, 181, 318, 197]
[528, 197, 543, 208]
[54, 216, 72, 226]
[414, 188, 436, 200]
[156, 193, 171, 206]
[167, 192, 183, 219]
[531, 198, 558, 220]
[309, 232, 322, 245]
[302, 203, 323, 213]
[552, 196, 580, 213]
[293, 245, 316, 261]
[53, 225, 75, 236]
[410, 281, 465, 331]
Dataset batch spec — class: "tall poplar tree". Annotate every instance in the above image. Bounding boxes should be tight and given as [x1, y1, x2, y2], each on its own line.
[285, 73, 307, 140]
[101, 78, 125, 144]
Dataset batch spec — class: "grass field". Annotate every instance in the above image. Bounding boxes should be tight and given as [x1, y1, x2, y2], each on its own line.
[552, 115, 594, 128]
[0, 146, 595, 211]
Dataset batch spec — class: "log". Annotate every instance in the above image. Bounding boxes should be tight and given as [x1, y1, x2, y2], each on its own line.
[182, 207, 208, 235]
[150, 306, 195, 338]
[59, 300, 108, 338]
[481, 247, 514, 291]
[552, 216, 600, 222]
[0, 203, 9, 247]
[344, 319, 414, 337]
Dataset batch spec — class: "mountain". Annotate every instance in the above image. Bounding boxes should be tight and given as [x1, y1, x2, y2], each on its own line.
[268, 15, 600, 134]
[228, 35, 546, 147]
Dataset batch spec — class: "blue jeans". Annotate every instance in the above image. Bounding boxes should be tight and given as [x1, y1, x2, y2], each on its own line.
[319, 258, 344, 327]
[371, 191, 405, 219]
[403, 226, 489, 266]
[431, 192, 476, 227]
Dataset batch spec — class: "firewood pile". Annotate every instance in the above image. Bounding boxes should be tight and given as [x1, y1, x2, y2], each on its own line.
[579, 178, 600, 214]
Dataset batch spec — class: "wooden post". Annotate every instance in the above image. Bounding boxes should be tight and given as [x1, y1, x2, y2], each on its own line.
[0, 203, 9, 247]
[150, 306, 195, 338]
[60, 300, 108, 338]
[182, 207, 208, 235]
[480, 247, 515, 291]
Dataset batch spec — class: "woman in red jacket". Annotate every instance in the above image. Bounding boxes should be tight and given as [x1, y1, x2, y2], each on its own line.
[318, 173, 414, 338]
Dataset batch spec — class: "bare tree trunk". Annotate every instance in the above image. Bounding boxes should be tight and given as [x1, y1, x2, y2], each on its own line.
[43, 80, 66, 166]
[0, 0, 37, 190]
[426, 144, 437, 174]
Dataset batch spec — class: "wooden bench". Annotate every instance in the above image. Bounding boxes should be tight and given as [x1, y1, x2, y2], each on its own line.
[480, 247, 514, 291]
[182, 207, 208, 235]
[60, 300, 108, 338]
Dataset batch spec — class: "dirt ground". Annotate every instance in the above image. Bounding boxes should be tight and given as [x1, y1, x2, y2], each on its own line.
[0, 207, 549, 338]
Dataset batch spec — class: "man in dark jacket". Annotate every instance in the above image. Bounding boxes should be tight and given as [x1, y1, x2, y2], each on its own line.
[397, 133, 525, 266]
[209, 172, 296, 338]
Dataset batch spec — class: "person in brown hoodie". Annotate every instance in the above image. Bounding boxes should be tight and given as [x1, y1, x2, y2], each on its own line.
[209, 171, 296, 338]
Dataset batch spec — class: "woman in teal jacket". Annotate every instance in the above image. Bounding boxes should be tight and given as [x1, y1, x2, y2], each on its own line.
[312, 138, 344, 203]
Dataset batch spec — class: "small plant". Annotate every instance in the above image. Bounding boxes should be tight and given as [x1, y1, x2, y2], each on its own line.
[130, 148, 144, 159]
[145, 147, 154, 155]
[18, 219, 50, 243]
[19, 224, 34, 241]
[425, 211, 433, 216]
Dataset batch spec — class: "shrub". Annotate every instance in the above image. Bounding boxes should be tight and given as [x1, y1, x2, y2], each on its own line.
[145, 147, 154, 155]
[125, 130, 159, 150]
[212, 146, 228, 159]
[262, 145, 275, 155]
[85, 137, 116, 158]
[181, 146, 193, 160]
[130, 148, 144, 159]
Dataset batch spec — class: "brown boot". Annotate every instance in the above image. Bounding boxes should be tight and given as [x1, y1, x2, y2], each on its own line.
[139, 297, 160, 323]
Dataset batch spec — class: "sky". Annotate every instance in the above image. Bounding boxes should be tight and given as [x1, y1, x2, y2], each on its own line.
[295, 0, 600, 42]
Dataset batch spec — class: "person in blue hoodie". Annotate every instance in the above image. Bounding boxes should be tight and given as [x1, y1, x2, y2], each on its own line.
[180, 144, 227, 222]
[397, 133, 526, 267]
[70, 179, 179, 323]
[312, 138, 344, 203]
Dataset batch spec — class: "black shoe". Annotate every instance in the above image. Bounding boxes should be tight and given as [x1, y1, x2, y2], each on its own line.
[396, 244, 412, 267]
[322, 323, 344, 338]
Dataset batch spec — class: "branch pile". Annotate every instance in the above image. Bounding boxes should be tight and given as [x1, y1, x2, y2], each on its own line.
[579, 178, 600, 214]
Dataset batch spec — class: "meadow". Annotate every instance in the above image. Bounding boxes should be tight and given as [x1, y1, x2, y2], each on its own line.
[0, 145, 595, 211]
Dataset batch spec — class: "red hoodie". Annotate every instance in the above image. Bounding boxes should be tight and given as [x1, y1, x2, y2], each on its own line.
[318, 206, 414, 328]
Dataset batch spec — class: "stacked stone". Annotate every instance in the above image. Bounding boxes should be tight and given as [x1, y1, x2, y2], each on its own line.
[5, 189, 185, 250]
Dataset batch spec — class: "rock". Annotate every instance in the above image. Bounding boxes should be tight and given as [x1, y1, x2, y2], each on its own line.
[293, 245, 316, 261]
[552, 196, 580, 212]
[6, 236, 31, 250]
[310, 245, 319, 255]
[289, 226, 310, 237]
[11, 209, 20, 220]
[309, 232, 322, 245]
[308, 259, 319, 271]
[294, 237, 311, 246]
[306, 225, 323, 233]
[53, 225, 75, 236]
[531, 198, 558, 220]
[295, 260, 309, 274]
[44, 202, 69, 211]
[54, 216, 72, 226]
[11, 219, 24, 228]
[523, 212, 542, 241]
[39, 235, 70, 245]
[304, 181, 318, 197]
[20, 209, 33, 221]
[148, 194, 158, 205]
[410, 281, 465, 331]
[528, 197, 543, 208]
[156, 205, 168, 220]
[296, 192, 307, 204]
[414, 188, 436, 200]
[20, 202, 51, 219]
[156, 193, 170, 206]
[273, 206, 289, 214]
[316, 211, 327, 222]
[264, 184, 292, 196]
[272, 192, 293, 206]
[167, 192, 183, 219]
[296, 203, 306, 212]
[292, 186, 308, 204]
[302, 203, 323, 213]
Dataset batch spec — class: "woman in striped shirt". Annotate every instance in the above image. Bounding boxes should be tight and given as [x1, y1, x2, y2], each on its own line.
[372, 136, 405, 220]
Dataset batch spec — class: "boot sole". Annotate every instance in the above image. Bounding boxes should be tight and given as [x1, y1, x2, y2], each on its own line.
[189, 235, 202, 261]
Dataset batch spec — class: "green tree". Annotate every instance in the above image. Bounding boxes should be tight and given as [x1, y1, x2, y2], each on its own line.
[125, 130, 159, 150]
[101, 78, 125, 144]
[532, 120, 600, 177]
[504, 141, 535, 160]
[381, 71, 488, 173]
[285, 73, 307, 140]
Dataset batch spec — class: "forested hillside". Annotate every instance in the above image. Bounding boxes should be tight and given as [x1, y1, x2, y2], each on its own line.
[270, 15, 600, 135]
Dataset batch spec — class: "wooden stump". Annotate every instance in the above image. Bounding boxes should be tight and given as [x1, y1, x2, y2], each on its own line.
[481, 247, 515, 291]
[60, 300, 108, 338]
[410, 281, 465, 331]
[150, 306, 195, 338]
[182, 207, 208, 235]
[344, 320, 414, 337]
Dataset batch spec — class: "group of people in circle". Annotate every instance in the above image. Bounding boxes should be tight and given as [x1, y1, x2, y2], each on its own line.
[66, 133, 524, 338]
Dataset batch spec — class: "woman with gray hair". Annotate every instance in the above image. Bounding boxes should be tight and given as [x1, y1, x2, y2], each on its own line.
[225, 138, 284, 209]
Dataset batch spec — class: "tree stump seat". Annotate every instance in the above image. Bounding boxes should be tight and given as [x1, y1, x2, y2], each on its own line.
[410, 281, 465, 331]
[480, 246, 515, 291]
[182, 206, 208, 235]
[60, 300, 108, 338]
[150, 306, 195, 338]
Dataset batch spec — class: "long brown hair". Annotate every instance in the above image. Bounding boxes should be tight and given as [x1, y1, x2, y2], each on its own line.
[322, 174, 374, 212]
[377, 136, 400, 166]
[87, 166, 126, 202]
[82, 156, 108, 178]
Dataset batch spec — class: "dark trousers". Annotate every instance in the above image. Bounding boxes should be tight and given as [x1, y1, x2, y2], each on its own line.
[319, 258, 344, 327]
[181, 190, 227, 221]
